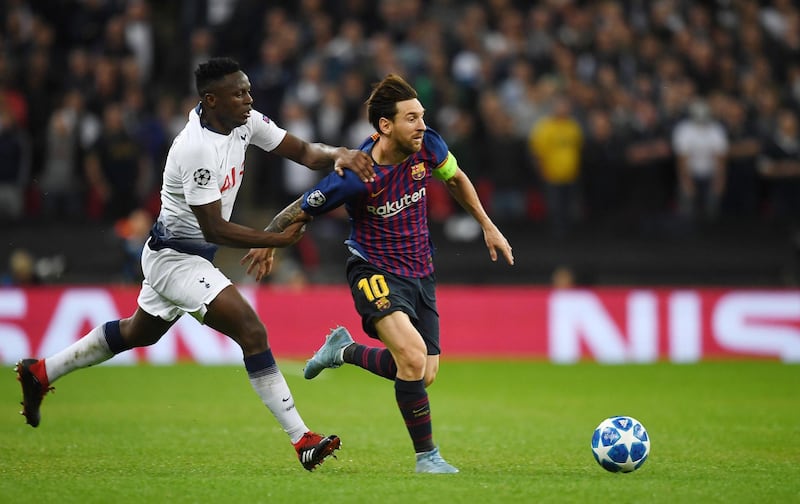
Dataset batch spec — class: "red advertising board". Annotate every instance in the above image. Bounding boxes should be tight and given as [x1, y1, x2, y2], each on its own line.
[1, 286, 798, 364]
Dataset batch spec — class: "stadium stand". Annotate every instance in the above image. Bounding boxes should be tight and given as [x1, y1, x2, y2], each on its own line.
[1, 0, 798, 286]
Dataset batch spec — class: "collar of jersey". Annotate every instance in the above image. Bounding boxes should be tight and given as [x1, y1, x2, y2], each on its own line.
[196, 103, 229, 136]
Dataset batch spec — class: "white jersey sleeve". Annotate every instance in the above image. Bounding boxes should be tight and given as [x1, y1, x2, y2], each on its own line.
[180, 142, 223, 207]
[248, 110, 287, 152]
[153, 106, 289, 250]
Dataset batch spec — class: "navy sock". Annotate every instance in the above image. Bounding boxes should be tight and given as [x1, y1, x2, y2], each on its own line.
[395, 378, 434, 453]
[103, 320, 130, 354]
[344, 344, 397, 380]
[244, 350, 276, 375]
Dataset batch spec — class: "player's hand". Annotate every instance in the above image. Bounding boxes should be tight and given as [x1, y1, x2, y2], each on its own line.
[279, 220, 308, 246]
[241, 248, 275, 281]
[334, 148, 375, 182]
[484, 226, 514, 266]
[258, 220, 308, 249]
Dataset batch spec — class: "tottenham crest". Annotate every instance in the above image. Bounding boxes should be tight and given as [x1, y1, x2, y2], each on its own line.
[193, 168, 212, 186]
[306, 189, 326, 207]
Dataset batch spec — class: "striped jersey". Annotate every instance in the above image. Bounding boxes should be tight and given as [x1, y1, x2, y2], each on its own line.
[300, 127, 451, 278]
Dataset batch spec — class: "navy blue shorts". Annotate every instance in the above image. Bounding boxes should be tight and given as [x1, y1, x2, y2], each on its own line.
[346, 255, 440, 355]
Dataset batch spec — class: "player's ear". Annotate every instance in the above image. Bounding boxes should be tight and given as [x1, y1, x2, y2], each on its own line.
[203, 92, 216, 108]
[378, 116, 392, 135]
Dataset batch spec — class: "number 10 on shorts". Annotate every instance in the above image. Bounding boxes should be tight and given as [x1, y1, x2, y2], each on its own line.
[357, 274, 389, 301]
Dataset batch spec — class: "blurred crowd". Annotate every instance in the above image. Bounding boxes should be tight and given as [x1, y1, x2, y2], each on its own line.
[1, 0, 800, 242]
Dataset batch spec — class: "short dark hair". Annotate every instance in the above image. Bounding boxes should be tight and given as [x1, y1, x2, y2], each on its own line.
[195, 57, 241, 97]
[366, 74, 418, 131]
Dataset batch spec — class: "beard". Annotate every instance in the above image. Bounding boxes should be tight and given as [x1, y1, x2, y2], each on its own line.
[397, 135, 423, 155]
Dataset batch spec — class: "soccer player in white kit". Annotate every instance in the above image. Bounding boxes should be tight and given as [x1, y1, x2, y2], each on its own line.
[15, 57, 375, 471]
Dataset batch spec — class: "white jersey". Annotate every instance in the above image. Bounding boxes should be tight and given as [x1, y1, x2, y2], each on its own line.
[150, 103, 287, 260]
[672, 119, 728, 179]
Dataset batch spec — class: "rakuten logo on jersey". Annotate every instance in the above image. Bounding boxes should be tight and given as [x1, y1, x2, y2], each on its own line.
[366, 187, 426, 217]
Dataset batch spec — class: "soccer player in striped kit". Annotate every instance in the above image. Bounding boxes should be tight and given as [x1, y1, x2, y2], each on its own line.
[252, 74, 514, 473]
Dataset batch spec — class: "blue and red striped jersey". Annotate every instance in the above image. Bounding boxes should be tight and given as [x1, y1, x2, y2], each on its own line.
[300, 127, 450, 278]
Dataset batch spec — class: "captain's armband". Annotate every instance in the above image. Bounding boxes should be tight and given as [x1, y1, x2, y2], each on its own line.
[432, 151, 459, 181]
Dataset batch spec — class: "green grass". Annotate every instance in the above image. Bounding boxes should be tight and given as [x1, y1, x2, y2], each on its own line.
[1, 361, 798, 503]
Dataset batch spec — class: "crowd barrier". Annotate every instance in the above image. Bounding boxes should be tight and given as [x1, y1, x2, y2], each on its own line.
[1, 285, 798, 364]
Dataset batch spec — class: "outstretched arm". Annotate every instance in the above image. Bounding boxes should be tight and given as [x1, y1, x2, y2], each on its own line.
[264, 196, 310, 233]
[272, 133, 376, 182]
[241, 197, 312, 281]
[192, 200, 308, 249]
[444, 168, 514, 266]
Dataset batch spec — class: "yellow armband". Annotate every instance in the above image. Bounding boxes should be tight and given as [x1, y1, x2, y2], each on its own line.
[433, 151, 458, 181]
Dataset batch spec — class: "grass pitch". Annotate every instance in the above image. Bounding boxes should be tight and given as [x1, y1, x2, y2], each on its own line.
[1, 360, 798, 503]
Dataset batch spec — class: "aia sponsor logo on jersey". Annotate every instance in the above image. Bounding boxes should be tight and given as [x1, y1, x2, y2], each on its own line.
[220, 165, 244, 193]
[411, 162, 426, 180]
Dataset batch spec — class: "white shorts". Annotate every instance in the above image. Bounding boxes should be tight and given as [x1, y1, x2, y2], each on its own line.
[138, 244, 232, 323]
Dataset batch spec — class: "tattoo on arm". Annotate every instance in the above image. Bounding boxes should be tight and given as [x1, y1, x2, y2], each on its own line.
[265, 197, 305, 232]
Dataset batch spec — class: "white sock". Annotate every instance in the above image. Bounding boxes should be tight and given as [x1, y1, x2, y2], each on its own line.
[44, 325, 113, 384]
[248, 366, 308, 444]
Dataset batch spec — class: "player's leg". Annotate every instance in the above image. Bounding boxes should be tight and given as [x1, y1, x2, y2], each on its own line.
[304, 324, 398, 380]
[304, 257, 400, 380]
[375, 312, 456, 473]
[375, 313, 428, 447]
[202, 285, 339, 471]
[305, 331, 437, 385]
[375, 311, 427, 380]
[342, 335, 398, 379]
[15, 306, 175, 428]
[203, 284, 306, 438]
[47, 307, 175, 383]
[305, 264, 438, 386]
[414, 276, 442, 388]
[423, 355, 439, 387]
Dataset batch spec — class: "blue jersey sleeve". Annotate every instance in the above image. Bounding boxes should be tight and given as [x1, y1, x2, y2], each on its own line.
[300, 169, 366, 216]
[423, 128, 449, 166]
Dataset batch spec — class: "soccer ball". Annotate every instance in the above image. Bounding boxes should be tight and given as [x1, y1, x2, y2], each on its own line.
[591, 416, 650, 473]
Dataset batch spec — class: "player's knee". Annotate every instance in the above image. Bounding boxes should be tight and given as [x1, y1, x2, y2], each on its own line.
[237, 320, 268, 353]
[395, 348, 427, 377]
[423, 363, 439, 387]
